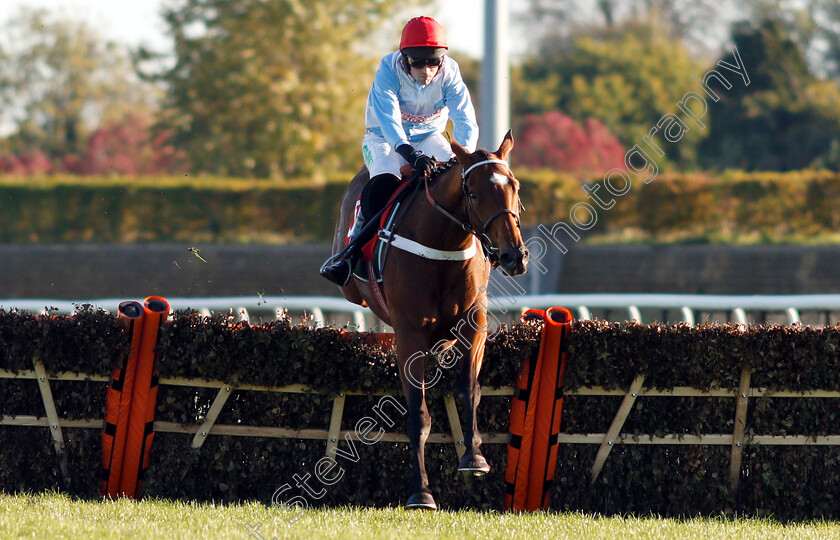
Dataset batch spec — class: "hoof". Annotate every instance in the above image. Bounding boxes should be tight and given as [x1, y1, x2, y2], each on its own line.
[458, 453, 490, 475]
[405, 491, 437, 510]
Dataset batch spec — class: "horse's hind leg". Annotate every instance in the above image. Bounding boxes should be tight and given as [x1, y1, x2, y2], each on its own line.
[454, 311, 491, 475]
[396, 333, 436, 509]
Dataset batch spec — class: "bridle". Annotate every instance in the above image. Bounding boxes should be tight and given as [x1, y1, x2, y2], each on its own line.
[423, 158, 522, 264]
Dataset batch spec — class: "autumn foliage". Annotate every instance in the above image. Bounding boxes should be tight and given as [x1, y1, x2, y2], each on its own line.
[515, 111, 625, 174]
[0, 113, 186, 176]
[77, 113, 186, 175]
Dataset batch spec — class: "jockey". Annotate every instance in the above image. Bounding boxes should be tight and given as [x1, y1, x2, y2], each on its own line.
[321, 15, 479, 286]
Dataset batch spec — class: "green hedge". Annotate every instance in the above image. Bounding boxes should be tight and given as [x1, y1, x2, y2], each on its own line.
[3, 309, 840, 519]
[3, 170, 840, 243]
[0, 175, 351, 244]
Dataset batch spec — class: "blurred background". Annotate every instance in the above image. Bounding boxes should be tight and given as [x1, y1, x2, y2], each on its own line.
[1, 0, 840, 323]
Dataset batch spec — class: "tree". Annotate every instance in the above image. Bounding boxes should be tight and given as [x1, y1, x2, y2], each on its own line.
[512, 24, 707, 168]
[698, 18, 840, 170]
[79, 112, 187, 175]
[146, 0, 420, 179]
[740, 0, 840, 81]
[0, 8, 156, 161]
[520, 0, 729, 53]
[807, 0, 840, 80]
[515, 111, 625, 174]
[0, 150, 52, 175]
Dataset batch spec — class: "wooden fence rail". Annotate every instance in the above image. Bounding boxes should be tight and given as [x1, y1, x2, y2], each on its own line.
[5, 366, 840, 496]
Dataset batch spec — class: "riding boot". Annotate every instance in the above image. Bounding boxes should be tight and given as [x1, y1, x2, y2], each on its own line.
[320, 209, 367, 286]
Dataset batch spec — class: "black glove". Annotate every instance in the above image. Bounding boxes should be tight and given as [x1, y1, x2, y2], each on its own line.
[396, 144, 435, 176]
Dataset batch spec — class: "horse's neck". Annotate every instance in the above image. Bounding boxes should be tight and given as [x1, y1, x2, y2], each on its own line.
[432, 164, 465, 206]
[409, 166, 472, 250]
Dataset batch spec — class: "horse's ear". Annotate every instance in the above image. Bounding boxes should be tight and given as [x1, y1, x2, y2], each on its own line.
[449, 136, 470, 162]
[495, 130, 514, 161]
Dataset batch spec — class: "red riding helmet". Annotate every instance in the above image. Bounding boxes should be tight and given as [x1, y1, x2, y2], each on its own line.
[400, 16, 448, 50]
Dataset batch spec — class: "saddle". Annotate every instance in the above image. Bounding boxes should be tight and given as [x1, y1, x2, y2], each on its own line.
[352, 176, 415, 284]
[350, 160, 454, 284]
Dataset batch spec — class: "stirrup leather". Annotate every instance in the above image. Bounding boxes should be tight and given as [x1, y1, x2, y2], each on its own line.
[345, 202, 367, 244]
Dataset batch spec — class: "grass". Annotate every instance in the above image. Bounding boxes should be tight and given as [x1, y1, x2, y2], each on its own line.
[2, 492, 840, 539]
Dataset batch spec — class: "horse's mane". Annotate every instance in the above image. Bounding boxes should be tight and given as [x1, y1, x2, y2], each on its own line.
[429, 157, 458, 183]
[434, 147, 492, 180]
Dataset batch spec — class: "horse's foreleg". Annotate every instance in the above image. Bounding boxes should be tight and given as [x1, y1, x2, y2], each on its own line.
[396, 334, 436, 509]
[454, 312, 490, 474]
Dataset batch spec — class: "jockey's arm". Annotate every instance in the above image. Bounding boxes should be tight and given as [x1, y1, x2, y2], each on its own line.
[443, 60, 479, 152]
[369, 59, 412, 150]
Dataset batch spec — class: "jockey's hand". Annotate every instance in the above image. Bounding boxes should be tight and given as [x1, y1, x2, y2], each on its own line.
[410, 152, 435, 176]
[396, 144, 435, 176]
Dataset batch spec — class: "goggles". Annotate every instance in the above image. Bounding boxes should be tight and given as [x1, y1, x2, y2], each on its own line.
[405, 55, 444, 69]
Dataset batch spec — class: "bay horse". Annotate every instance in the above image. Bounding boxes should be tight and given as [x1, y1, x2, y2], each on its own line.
[329, 131, 529, 509]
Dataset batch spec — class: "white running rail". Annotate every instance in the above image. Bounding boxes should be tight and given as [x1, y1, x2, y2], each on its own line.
[3, 294, 840, 326]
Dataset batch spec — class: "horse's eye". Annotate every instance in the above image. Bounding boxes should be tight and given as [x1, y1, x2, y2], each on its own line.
[469, 191, 478, 201]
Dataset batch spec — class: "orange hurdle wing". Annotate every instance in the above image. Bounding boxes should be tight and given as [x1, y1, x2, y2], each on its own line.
[118, 296, 170, 498]
[504, 307, 573, 512]
[100, 301, 145, 497]
[524, 307, 572, 510]
[504, 309, 545, 511]
[542, 308, 571, 509]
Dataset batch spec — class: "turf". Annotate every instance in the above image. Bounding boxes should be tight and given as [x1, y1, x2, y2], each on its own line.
[2, 492, 840, 539]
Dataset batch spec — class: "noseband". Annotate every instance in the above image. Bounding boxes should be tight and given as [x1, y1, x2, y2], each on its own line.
[423, 158, 522, 264]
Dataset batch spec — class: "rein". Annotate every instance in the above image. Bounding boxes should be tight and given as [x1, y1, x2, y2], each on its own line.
[423, 158, 521, 264]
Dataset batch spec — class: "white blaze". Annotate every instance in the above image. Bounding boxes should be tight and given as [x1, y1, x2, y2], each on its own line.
[490, 173, 509, 186]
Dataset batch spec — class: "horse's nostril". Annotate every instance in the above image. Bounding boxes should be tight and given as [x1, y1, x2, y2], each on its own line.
[500, 253, 514, 267]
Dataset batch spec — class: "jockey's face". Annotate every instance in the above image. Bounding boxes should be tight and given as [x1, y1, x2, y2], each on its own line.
[410, 64, 439, 85]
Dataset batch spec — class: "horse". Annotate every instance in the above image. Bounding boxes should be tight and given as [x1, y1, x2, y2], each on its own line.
[328, 131, 529, 509]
